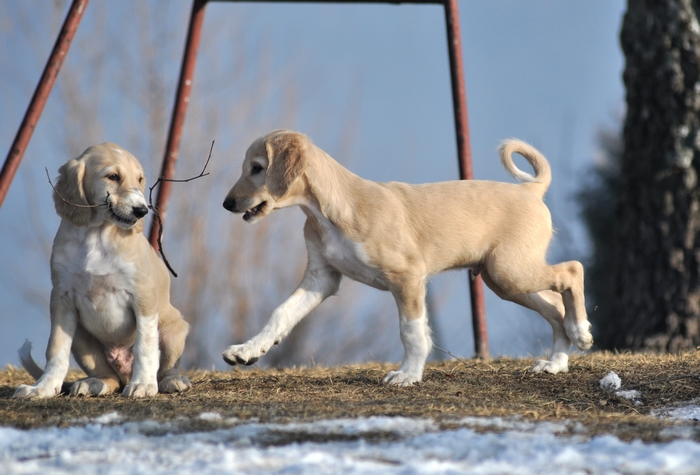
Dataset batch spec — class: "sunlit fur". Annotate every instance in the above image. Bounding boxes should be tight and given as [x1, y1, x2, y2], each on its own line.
[13, 143, 191, 399]
[222, 130, 593, 385]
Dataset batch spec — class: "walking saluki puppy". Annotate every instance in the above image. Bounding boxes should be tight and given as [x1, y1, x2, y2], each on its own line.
[222, 130, 593, 386]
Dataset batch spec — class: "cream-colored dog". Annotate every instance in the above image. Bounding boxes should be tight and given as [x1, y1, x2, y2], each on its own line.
[222, 130, 593, 385]
[13, 143, 191, 398]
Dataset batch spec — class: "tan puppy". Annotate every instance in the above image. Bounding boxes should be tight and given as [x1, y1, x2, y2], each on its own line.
[222, 130, 593, 386]
[13, 143, 191, 398]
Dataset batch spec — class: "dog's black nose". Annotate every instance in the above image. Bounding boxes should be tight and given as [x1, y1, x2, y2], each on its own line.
[132, 205, 149, 219]
[223, 197, 235, 211]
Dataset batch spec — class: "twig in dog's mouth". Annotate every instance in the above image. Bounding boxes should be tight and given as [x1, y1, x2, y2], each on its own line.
[45, 168, 109, 209]
[243, 201, 266, 221]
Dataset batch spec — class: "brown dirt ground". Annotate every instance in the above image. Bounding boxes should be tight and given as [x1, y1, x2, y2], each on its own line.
[1, 351, 699, 441]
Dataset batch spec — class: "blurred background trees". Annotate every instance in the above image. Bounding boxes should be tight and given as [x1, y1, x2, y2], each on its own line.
[581, 0, 700, 352]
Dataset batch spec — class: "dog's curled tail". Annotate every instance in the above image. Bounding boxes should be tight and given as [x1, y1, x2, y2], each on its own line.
[18, 340, 46, 380]
[498, 139, 552, 199]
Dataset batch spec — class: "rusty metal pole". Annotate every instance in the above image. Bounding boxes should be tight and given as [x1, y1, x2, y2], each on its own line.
[443, 0, 489, 359]
[0, 0, 89, 208]
[149, 0, 208, 249]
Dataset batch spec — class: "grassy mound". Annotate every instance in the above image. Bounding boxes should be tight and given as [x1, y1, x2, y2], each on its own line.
[2, 351, 699, 441]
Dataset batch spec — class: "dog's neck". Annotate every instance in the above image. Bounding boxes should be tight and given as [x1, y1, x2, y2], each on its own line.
[300, 146, 377, 236]
[59, 218, 139, 248]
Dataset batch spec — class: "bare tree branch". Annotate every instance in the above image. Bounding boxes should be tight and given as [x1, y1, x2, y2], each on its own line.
[147, 140, 214, 278]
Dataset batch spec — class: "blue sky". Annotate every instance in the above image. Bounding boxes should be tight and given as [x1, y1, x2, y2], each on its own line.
[0, 0, 625, 368]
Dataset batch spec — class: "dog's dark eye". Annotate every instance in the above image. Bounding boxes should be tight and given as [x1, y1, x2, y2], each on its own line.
[251, 163, 264, 175]
[107, 173, 120, 182]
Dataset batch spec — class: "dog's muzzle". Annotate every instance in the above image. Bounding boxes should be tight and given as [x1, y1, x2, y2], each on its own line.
[223, 197, 266, 221]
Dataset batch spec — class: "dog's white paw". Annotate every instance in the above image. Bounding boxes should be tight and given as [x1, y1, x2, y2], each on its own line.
[158, 375, 192, 393]
[530, 354, 569, 374]
[222, 342, 265, 366]
[565, 320, 594, 351]
[122, 381, 158, 398]
[70, 378, 113, 397]
[383, 370, 421, 387]
[13, 384, 60, 399]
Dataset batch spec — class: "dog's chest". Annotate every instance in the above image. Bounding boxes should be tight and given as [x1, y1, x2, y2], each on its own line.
[317, 222, 388, 290]
[53, 228, 138, 344]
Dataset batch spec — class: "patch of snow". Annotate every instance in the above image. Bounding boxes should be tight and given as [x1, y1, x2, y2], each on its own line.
[198, 412, 223, 421]
[459, 416, 586, 436]
[666, 406, 700, 421]
[599, 371, 643, 404]
[91, 412, 122, 425]
[599, 371, 621, 392]
[615, 389, 640, 399]
[615, 389, 643, 405]
[271, 417, 437, 436]
[653, 400, 700, 421]
[2, 417, 700, 474]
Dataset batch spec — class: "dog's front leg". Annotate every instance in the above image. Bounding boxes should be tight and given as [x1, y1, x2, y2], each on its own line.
[223, 244, 341, 366]
[384, 280, 433, 387]
[13, 291, 77, 398]
[122, 313, 160, 397]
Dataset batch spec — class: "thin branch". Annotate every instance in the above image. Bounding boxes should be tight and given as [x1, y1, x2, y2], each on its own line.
[45, 168, 108, 208]
[148, 140, 214, 205]
[151, 210, 176, 277]
[148, 140, 215, 278]
[367, 352, 386, 372]
[433, 345, 478, 368]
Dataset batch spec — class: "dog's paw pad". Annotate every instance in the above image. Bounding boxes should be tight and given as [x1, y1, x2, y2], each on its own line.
[122, 381, 158, 398]
[159, 375, 192, 393]
[383, 370, 421, 387]
[70, 378, 112, 397]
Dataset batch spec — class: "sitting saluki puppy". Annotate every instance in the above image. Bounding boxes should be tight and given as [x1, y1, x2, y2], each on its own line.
[222, 130, 593, 386]
[13, 143, 191, 398]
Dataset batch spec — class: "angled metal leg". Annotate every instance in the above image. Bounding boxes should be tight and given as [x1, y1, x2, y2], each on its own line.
[149, 0, 208, 249]
[0, 0, 89, 207]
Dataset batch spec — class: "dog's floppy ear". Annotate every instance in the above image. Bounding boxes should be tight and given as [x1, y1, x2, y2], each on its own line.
[53, 157, 91, 226]
[266, 133, 305, 198]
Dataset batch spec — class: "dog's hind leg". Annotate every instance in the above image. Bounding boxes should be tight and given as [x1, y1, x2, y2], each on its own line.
[481, 268, 581, 374]
[383, 278, 433, 387]
[223, 235, 342, 367]
[523, 290, 572, 374]
[486, 255, 593, 354]
[550, 260, 593, 352]
[70, 324, 122, 396]
[157, 316, 191, 393]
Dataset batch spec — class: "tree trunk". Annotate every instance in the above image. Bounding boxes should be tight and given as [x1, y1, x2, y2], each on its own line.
[603, 0, 700, 351]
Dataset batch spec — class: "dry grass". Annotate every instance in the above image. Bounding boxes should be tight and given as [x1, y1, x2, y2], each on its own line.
[1, 351, 699, 441]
